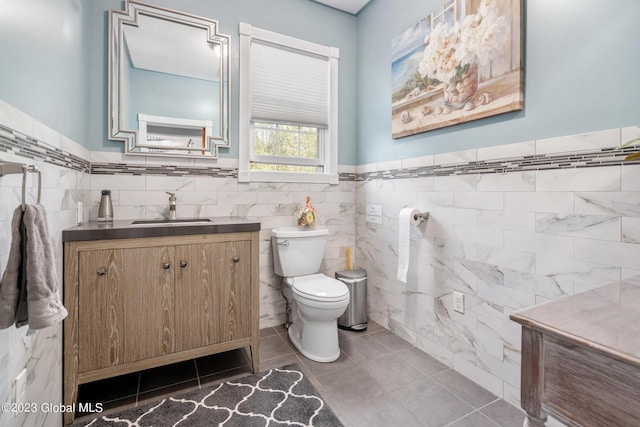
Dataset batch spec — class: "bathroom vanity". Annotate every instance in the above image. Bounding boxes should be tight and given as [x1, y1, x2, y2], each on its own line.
[511, 277, 640, 427]
[61, 218, 260, 425]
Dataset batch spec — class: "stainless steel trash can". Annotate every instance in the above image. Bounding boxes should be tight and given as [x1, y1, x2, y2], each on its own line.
[336, 269, 367, 331]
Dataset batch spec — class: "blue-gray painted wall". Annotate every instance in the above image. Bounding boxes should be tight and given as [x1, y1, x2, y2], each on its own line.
[0, 0, 89, 145]
[356, 0, 640, 164]
[0, 0, 358, 164]
[1, 0, 638, 166]
[85, 0, 358, 164]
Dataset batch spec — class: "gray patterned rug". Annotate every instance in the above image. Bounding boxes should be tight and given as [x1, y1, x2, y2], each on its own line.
[75, 364, 343, 426]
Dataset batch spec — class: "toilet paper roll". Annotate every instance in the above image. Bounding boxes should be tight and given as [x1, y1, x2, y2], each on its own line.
[397, 208, 420, 283]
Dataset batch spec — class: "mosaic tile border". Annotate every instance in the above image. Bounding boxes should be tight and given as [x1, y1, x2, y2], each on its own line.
[0, 124, 90, 174]
[357, 145, 640, 181]
[91, 162, 359, 181]
[2, 122, 639, 182]
[90, 162, 238, 178]
[0, 123, 358, 181]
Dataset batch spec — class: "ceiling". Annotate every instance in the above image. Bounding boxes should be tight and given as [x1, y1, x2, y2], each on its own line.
[311, 0, 371, 15]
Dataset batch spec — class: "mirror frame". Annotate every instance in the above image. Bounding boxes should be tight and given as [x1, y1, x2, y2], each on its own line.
[109, 0, 230, 159]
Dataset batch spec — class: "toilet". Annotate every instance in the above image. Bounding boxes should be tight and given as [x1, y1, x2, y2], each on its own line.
[272, 227, 350, 362]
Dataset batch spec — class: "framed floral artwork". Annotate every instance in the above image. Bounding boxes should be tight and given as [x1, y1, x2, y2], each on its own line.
[391, 0, 523, 138]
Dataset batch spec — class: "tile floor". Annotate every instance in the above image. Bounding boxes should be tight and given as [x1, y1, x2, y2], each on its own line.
[76, 322, 526, 426]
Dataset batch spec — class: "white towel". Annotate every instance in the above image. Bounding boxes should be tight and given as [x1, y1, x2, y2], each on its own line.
[0, 205, 67, 330]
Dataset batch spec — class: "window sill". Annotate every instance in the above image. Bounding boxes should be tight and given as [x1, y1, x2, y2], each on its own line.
[238, 170, 338, 184]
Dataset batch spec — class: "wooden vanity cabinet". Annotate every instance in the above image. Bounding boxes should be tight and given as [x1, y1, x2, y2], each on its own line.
[77, 248, 125, 372]
[174, 243, 216, 352]
[63, 232, 259, 425]
[174, 240, 252, 352]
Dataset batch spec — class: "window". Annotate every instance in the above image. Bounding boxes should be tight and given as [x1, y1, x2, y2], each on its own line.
[251, 122, 323, 172]
[238, 23, 339, 184]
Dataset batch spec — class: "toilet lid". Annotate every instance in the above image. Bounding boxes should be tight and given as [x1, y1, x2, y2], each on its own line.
[291, 274, 349, 302]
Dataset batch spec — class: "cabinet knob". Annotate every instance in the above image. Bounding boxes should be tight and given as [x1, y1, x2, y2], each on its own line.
[97, 267, 106, 276]
[180, 260, 188, 268]
[162, 262, 171, 269]
[233, 256, 240, 263]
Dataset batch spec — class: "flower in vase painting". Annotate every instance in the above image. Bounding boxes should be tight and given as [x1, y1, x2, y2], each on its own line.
[418, 0, 508, 86]
[391, 0, 523, 137]
[418, 22, 459, 83]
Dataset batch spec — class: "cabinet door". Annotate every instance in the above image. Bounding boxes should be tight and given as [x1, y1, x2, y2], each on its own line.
[78, 249, 124, 372]
[123, 246, 175, 363]
[174, 243, 219, 352]
[216, 240, 251, 342]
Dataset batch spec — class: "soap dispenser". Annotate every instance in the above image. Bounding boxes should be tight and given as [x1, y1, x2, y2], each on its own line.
[98, 190, 113, 222]
[167, 192, 177, 220]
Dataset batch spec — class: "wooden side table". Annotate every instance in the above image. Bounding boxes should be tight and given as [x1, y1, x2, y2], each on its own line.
[510, 278, 640, 427]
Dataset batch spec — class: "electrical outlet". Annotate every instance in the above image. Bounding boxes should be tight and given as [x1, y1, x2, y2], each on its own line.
[453, 291, 464, 314]
[14, 369, 27, 408]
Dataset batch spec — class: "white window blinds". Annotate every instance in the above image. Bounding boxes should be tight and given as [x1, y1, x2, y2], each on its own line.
[250, 40, 329, 128]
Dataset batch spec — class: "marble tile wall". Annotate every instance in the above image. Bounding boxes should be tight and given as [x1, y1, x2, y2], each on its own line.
[355, 125, 640, 409]
[0, 100, 90, 427]
[0, 99, 356, 426]
[87, 150, 357, 328]
[3, 91, 639, 423]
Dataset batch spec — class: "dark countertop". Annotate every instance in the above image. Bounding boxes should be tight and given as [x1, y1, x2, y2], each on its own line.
[63, 217, 261, 242]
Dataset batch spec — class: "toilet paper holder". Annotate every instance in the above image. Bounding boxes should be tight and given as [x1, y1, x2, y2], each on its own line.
[413, 211, 429, 224]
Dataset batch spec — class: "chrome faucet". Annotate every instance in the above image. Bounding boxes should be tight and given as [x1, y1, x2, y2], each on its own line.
[166, 192, 177, 220]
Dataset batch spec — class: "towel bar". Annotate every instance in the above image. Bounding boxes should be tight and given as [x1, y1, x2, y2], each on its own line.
[0, 160, 42, 209]
[0, 160, 25, 175]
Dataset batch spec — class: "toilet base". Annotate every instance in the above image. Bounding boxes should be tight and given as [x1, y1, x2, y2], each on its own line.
[288, 323, 341, 363]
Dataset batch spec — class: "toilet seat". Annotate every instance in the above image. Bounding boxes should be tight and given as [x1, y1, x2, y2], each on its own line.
[289, 274, 349, 302]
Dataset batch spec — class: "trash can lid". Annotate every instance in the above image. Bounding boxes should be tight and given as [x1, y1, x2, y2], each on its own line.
[335, 268, 367, 280]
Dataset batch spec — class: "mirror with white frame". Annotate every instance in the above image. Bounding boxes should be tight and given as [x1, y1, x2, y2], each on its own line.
[109, 0, 230, 158]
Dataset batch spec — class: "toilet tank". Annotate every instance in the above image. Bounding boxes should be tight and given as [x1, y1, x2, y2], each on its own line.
[272, 227, 328, 277]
